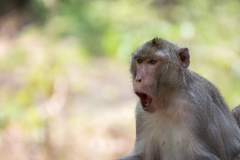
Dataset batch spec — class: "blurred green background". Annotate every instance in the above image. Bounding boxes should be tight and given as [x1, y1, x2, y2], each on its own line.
[0, 0, 239, 159]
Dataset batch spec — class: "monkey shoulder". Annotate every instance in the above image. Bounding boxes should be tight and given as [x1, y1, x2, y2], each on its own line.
[186, 71, 217, 92]
[185, 71, 226, 108]
[185, 72, 240, 159]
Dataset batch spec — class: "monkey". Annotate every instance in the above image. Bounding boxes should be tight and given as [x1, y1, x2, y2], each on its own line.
[117, 38, 240, 160]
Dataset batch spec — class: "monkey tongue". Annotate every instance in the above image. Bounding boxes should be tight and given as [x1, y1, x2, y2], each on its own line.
[135, 92, 152, 110]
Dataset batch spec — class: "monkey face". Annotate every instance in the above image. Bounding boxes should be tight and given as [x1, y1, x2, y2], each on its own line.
[130, 38, 190, 112]
[132, 53, 167, 111]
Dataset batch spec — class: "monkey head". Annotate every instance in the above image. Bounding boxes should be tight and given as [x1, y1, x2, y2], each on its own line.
[130, 37, 190, 112]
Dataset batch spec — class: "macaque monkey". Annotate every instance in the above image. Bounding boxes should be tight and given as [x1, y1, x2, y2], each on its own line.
[117, 38, 240, 160]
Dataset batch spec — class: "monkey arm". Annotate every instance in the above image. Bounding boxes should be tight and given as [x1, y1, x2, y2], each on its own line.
[116, 139, 143, 160]
[193, 100, 240, 160]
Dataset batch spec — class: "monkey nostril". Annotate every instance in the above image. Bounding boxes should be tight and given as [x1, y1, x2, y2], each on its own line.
[136, 78, 141, 82]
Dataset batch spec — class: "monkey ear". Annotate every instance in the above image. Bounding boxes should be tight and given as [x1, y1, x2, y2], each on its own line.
[177, 48, 190, 68]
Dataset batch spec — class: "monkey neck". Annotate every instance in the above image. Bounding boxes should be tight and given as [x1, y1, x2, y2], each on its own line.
[159, 86, 182, 97]
[180, 69, 192, 88]
[155, 86, 180, 105]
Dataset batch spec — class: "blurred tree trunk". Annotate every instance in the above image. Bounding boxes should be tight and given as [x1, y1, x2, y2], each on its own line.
[0, 0, 46, 38]
[0, 0, 30, 16]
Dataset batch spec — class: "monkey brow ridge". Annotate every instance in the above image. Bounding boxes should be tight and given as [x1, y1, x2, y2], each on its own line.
[133, 54, 161, 60]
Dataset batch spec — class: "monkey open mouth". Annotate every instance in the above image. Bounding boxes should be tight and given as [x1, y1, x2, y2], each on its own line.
[135, 92, 153, 110]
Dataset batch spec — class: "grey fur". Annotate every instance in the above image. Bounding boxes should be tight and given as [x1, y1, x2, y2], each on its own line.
[118, 38, 240, 160]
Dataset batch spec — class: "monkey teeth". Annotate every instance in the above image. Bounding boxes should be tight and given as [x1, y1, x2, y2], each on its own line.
[135, 92, 153, 110]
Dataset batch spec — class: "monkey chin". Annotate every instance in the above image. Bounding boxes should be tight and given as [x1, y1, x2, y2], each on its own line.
[135, 92, 153, 111]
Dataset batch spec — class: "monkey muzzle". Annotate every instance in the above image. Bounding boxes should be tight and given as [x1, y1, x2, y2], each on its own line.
[135, 92, 153, 110]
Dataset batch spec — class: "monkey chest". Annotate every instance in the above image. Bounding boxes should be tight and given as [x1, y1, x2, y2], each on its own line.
[142, 119, 198, 160]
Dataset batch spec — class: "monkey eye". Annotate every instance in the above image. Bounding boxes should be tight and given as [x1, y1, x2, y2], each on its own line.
[137, 59, 143, 64]
[148, 60, 157, 65]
